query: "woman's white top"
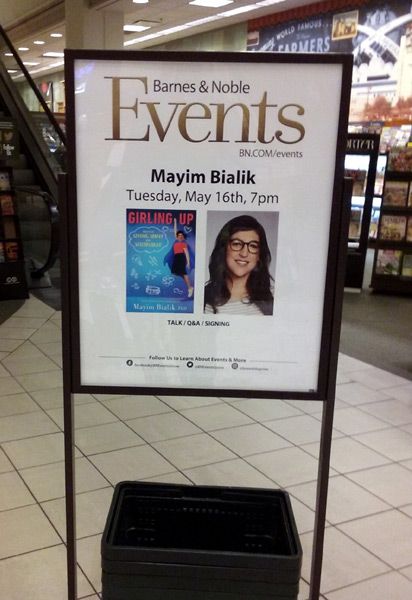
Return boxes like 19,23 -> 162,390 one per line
204,299 -> 263,316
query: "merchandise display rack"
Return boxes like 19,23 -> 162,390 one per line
371,168 -> 412,293
0,164 -> 28,299
344,133 -> 380,289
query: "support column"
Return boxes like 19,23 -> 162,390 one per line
65,0 -> 124,49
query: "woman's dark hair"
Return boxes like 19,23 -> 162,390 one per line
176,230 -> 186,238
204,215 -> 274,315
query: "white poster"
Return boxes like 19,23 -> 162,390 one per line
68,54 -> 349,395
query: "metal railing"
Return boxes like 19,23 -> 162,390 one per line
14,186 -> 60,280
0,25 -> 66,146
0,24 -> 65,281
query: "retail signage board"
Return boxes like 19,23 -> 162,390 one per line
64,50 -> 352,399
0,118 -> 19,162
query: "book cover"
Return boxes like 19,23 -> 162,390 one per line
0,170 -> 11,191
126,209 -> 196,313
388,148 -> 412,172
375,249 -> 402,276
401,254 -> 412,278
0,194 -> 14,215
382,181 -> 408,207
5,241 -> 20,261
2,217 -> 17,239
379,215 -> 407,241
0,242 -> 4,263
407,217 -> 412,243
408,185 -> 412,208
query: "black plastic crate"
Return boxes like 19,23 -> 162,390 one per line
102,585 -> 298,600
102,570 -> 299,596
101,482 -> 302,599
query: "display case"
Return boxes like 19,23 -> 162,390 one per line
0,166 -> 29,299
344,133 -> 380,289
371,156 -> 412,294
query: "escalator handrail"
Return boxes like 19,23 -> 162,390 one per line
14,185 -> 60,280
0,25 -> 66,146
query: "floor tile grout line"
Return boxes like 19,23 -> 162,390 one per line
321,400 -> 411,429
317,422 -> 412,466
285,471 -> 399,525
332,520 -> 412,575
84,393 -> 201,482
0,540 -> 66,563
152,399 -> 295,480
352,403 -> 412,428
76,557 -> 100,597
319,566 -> 398,597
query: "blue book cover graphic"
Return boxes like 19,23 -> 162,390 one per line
126,209 -> 196,313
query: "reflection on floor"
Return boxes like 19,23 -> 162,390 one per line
0,296 -> 412,600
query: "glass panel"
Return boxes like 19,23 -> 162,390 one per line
345,155 -> 371,242
374,154 -> 387,196
349,202 -> 363,241
369,197 -> 382,239
344,154 -> 370,197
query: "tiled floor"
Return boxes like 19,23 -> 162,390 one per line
0,295 -> 412,600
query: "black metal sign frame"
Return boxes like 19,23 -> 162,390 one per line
61,50 -> 353,600
63,49 -> 353,401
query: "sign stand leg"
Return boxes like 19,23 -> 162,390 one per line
309,396 -> 335,600
308,178 -> 352,600
60,173 -> 77,600
63,388 -> 76,600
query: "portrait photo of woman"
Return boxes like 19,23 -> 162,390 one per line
204,213 -> 277,316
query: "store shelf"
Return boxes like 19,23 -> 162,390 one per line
371,167 -> 412,293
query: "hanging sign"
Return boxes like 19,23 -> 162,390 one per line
64,51 -> 352,398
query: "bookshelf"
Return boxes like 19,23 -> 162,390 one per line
371,167 -> 412,293
0,166 -> 29,299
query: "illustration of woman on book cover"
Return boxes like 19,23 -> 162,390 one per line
165,219 -> 194,298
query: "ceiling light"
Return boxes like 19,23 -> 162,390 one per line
124,24 -> 189,46
124,0 -> 279,49
219,4 -> 259,16
160,25 -> 190,35
22,61 -> 64,77
42,51 -> 64,58
33,40 -> 45,45
124,24 -> 150,32
50,33 -> 63,38
125,32 -> 162,45
185,15 -> 222,26
7,69 -> 18,73
4,52 -> 13,56
189,0 -> 233,7
132,0 -> 149,3
256,0 -> 286,5
18,47 -> 29,51
23,62 -> 40,66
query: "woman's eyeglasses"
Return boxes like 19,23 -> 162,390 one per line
228,239 -> 260,254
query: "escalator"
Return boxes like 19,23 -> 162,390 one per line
0,24 -> 64,301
